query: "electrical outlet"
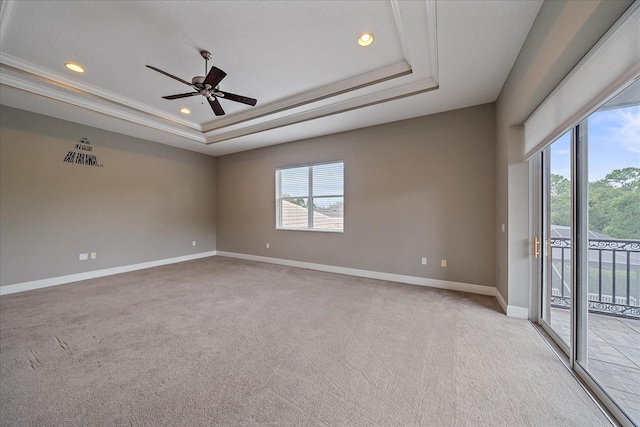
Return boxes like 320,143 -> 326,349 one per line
266,243 -> 270,249
502,223 -> 506,233
441,259 -> 447,267
79,253 -> 88,261
90,252 -> 96,259
192,241 -> 196,246
421,257 -> 427,265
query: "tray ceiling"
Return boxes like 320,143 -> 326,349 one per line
0,0 -> 542,156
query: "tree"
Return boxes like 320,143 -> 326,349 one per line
589,167 -> 640,239
552,168 -> 640,239
602,190 -> 640,238
550,174 -> 571,227
588,180 -> 616,234
281,194 -> 306,208
600,167 -> 640,190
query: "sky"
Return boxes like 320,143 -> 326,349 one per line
550,104 -> 640,181
279,162 -> 344,209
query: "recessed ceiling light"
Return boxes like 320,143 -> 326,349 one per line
358,33 -> 374,47
65,63 -> 84,73
180,108 -> 191,114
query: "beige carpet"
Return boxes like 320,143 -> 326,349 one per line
0,256 -> 610,426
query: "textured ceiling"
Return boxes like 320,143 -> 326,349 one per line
0,0 -> 543,156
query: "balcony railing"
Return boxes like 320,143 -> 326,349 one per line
550,237 -> 640,318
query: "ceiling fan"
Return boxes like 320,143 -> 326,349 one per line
146,50 -> 257,116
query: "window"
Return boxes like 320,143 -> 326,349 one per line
276,161 -> 344,232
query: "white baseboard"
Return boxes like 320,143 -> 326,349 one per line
3,250 -> 529,321
0,251 -> 217,296
506,305 -> 529,319
216,251 -> 497,297
496,289 -> 508,314
495,289 -> 529,318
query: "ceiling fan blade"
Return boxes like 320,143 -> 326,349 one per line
162,92 -> 200,100
146,65 -> 193,87
219,91 -> 257,106
204,66 -> 227,88
208,97 -> 225,116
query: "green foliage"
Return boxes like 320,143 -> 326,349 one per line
600,167 -> 640,190
602,191 -> 640,238
550,167 -> 640,239
550,174 -> 571,227
281,194 -> 306,208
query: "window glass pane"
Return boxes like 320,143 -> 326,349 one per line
547,130 -> 572,347
280,198 -> 309,229
280,166 -> 309,198
312,197 -> 343,230
583,80 -> 639,424
313,163 -> 344,196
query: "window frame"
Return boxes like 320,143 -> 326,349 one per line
275,161 -> 344,233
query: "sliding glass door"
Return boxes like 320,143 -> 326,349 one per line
538,80 -> 639,426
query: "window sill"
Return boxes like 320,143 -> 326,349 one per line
276,227 -> 343,234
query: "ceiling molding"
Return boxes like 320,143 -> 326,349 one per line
0,73 -> 205,143
0,53 -> 423,146
425,0 -> 439,83
201,61 -> 413,132
0,0 -> 17,49
0,53 -> 200,130
205,77 -> 439,145
391,0 -> 412,66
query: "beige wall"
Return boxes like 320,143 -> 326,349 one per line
495,0 -> 633,309
0,106 -> 217,286
217,104 -> 496,287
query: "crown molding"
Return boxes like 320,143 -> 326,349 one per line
201,61 -> 413,132
0,53 -> 200,130
0,0 -> 17,49
391,0 -> 412,66
0,73 -> 205,143
425,0 -> 439,83
205,77 -> 439,144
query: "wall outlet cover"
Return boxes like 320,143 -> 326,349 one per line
90,252 -> 96,259
79,253 -> 88,261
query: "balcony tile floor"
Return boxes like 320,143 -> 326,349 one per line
551,308 -> 640,422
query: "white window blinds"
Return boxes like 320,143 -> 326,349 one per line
523,3 -> 640,160
276,162 -> 344,232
